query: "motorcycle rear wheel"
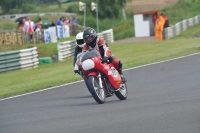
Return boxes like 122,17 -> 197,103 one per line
115,83 -> 128,100
87,76 -> 106,104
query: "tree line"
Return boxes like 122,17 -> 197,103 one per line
80,0 -> 130,19
0,0 -> 130,19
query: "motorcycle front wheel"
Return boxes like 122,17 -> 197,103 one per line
83,76 -> 92,94
87,76 -> 106,104
115,82 -> 128,100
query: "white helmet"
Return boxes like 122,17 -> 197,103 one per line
76,32 -> 84,48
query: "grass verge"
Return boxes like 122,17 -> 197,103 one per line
0,37 -> 200,99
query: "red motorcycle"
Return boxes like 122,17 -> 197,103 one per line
76,48 -> 128,104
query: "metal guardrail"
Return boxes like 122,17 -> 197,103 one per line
98,29 -> 114,43
57,29 -> 114,61
0,12 -> 76,21
0,47 -> 39,72
164,14 -> 200,39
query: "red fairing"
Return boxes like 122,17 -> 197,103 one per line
100,63 -> 122,89
87,72 -> 98,78
81,56 -> 122,89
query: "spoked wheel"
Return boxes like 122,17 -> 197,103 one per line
115,82 -> 128,100
87,76 -> 106,104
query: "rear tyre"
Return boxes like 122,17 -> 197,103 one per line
87,76 -> 106,104
115,82 -> 128,100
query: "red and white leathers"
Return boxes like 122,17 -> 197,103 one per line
82,37 -> 122,73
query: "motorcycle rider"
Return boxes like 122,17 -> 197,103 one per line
73,32 -> 85,74
82,27 -> 126,82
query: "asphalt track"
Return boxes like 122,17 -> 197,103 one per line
0,54 -> 200,133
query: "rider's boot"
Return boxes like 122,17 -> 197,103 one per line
120,72 -> 127,83
112,59 -> 127,82
118,61 -> 127,83
118,68 -> 127,83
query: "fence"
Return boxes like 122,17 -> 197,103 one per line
164,14 -> 200,39
57,29 -> 114,61
0,12 -> 76,21
0,47 -> 39,72
0,25 -> 81,45
0,30 -> 44,45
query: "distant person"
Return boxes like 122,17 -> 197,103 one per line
71,17 -> 78,35
64,16 -> 70,26
153,12 -> 158,24
155,19 -> 163,41
159,13 -> 165,27
69,16 -> 73,26
23,17 -> 34,42
73,32 -> 85,74
34,23 -> 42,32
163,14 -> 170,28
37,18 -> 42,26
34,18 -> 43,31
17,18 -> 26,31
72,17 -> 78,26
49,20 -> 56,27
56,17 -> 64,26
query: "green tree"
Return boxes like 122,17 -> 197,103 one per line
0,0 -> 34,14
81,0 -> 130,19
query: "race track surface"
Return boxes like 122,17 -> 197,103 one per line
0,54 -> 200,133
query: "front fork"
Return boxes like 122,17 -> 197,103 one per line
98,72 -> 103,89
86,71 -> 103,89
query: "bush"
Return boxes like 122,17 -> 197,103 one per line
65,4 -> 79,14
113,25 -> 134,40
21,4 -> 36,13
110,19 -> 134,40
8,8 -> 22,14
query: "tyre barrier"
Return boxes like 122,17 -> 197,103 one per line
0,47 -> 39,72
164,14 -> 200,39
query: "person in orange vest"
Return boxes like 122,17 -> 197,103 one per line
159,13 -> 165,27
155,19 -> 163,41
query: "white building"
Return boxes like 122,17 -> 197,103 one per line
133,10 -> 160,37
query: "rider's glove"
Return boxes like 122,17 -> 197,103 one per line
101,57 -> 109,63
74,70 -> 80,75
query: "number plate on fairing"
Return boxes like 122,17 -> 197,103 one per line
108,67 -> 118,77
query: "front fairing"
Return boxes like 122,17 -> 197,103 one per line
80,48 -> 102,75
81,48 -> 101,62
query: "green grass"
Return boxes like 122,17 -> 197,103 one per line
162,0 -> 200,24
34,2 -> 75,13
0,20 -> 17,30
0,37 -> 200,99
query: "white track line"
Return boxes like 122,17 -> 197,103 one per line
1,52 -> 200,102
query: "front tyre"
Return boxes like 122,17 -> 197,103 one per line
87,76 -> 106,104
115,83 -> 128,100
83,76 -> 92,94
